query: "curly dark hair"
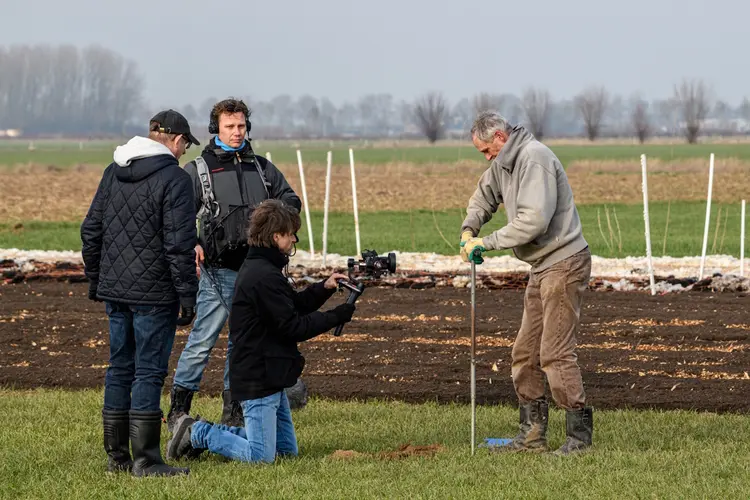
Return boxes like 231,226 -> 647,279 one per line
210,98 -> 250,126
247,199 -> 301,248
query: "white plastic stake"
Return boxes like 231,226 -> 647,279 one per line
741,200 -> 746,277
296,150 -> 314,256
265,152 -> 272,162
349,148 -> 361,256
641,154 -> 656,295
699,153 -> 715,279
323,151 -> 332,266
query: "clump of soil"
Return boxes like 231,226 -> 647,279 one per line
329,443 -> 444,461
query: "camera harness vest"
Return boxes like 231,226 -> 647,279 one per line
194,148 -> 271,267
194,153 -> 270,220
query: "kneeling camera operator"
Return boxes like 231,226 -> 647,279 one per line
167,199 -> 355,464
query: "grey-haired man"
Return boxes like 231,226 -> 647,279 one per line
460,111 -> 593,455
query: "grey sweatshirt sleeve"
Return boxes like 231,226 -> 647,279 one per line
482,161 -> 557,251
461,166 -> 504,237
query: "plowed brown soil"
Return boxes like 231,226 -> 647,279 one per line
1,281 -> 748,413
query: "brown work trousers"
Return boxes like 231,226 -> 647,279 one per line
511,247 -> 592,410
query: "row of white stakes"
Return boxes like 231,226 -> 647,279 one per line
265,149 -> 361,267
263,149 -> 746,288
641,152 -> 746,296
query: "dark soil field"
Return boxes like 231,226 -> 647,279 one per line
1,281 -> 748,413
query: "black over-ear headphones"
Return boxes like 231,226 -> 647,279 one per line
208,100 -> 252,136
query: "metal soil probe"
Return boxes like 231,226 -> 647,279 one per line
470,257 -> 477,455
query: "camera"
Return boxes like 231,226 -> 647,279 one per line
334,250 -> 397,336
347,249 -> 397,279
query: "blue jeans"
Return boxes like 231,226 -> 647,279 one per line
173,267 -> 236,392
190,391 -> 298,463
103,301 -> 179,411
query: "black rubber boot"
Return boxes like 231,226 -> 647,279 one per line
102,409 -> 133,473
287,378 -> 309,410
166,386 -> 194,433
129,410 -> 189,477
491,398 -> 549,453
553,407 -> 593,456
220,390 -> 244,427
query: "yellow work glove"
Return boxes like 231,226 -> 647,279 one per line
464,237 -> 486,265
459,230 -> 474,262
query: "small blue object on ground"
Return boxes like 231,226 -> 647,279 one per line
480,438 -> 513,448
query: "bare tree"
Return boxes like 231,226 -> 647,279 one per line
575,86 -> 609,141
630,96 -> 650,143
654,98 -> 679,136
413,92 -> 449,143
318,97 -> 337,136
296,94 -> 320,137
335,102 -> 358,133
740,97 -> 750,122
521,87 -> 551,140
269,94 -> 293,129
398,100 -> 414,131
674,79 -> 710,144
451,98 -> 472,134
472,93 -> 505,116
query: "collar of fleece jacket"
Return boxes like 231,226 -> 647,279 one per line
246,246 -> 290,269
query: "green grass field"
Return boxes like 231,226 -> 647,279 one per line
1,202 -> 743,259
2,140 -> 750,168
0,389 -> 747,499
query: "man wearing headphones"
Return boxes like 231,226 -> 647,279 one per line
167,98 -> 302,431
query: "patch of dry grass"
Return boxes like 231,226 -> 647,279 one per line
3,158 -> 750,222
566,158 -> 750,205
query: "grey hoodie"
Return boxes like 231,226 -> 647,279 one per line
461,126 -> 588,271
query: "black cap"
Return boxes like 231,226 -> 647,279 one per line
150,109 -> 200,146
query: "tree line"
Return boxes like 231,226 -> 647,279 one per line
0,44 -> 143,135
1,44 -> 748,144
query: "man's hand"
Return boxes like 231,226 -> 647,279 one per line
176,305 -> 196,326
88,285 -> 102,302
459,229 -> 474,262
195,244 -> 204,278
463,237 -> 486,265
325,272 -> 350,289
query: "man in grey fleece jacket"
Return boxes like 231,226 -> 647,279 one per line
460,111 -> 593,456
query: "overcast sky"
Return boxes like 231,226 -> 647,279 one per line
2,0 -> 745,109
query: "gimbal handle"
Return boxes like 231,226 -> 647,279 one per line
333,279 -> 365,336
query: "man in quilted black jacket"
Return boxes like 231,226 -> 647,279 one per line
81,109 -> 200,477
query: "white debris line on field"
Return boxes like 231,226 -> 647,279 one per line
290,250 -> 749,280
1,248 -> 746,281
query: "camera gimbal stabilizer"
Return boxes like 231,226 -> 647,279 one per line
333,250 -> 397,336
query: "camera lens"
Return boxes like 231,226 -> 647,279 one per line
388,253 -> 397,273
